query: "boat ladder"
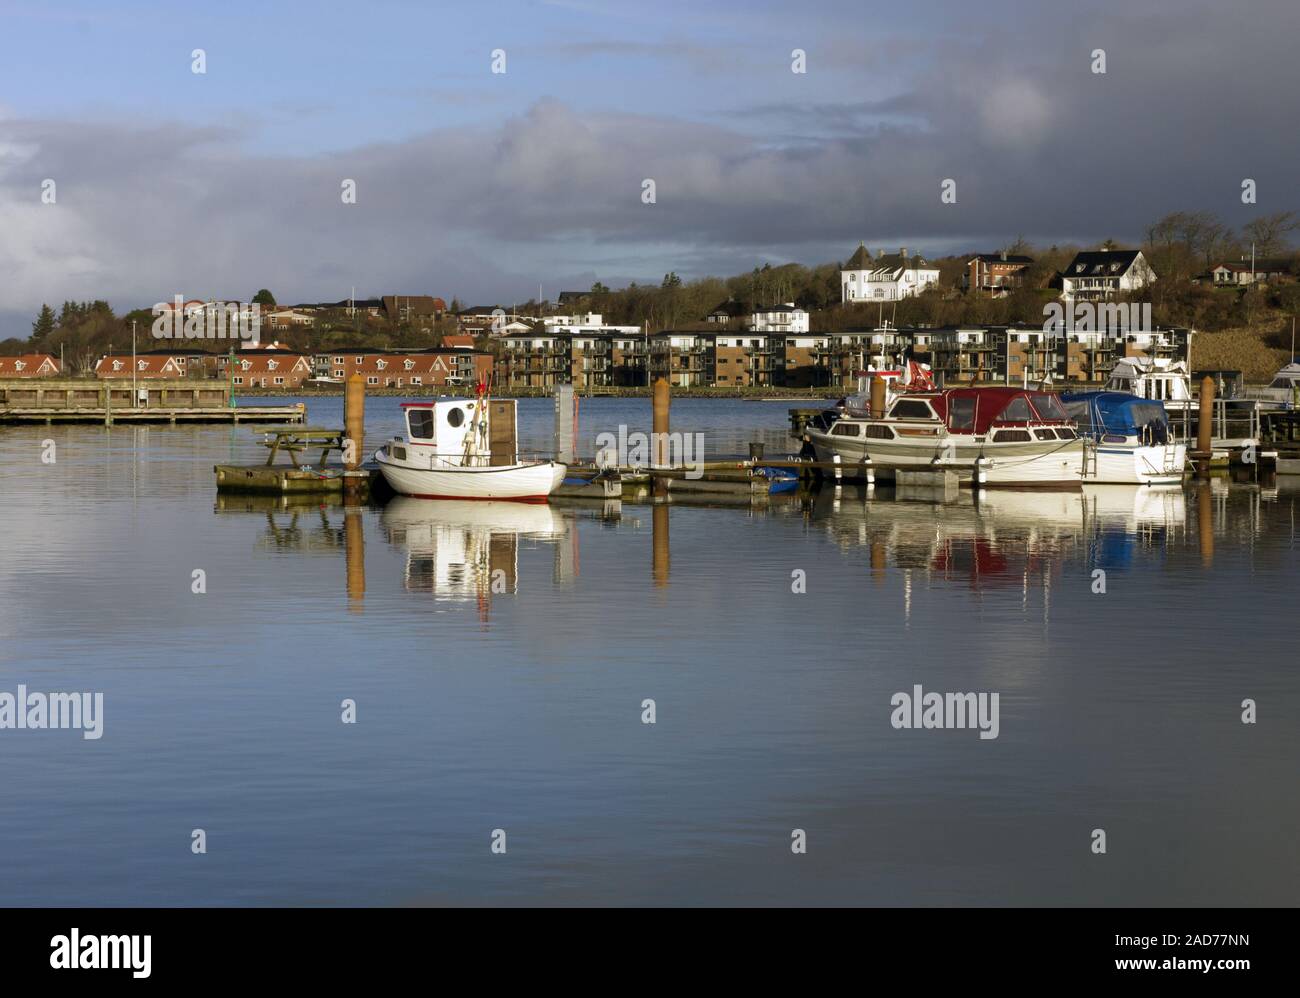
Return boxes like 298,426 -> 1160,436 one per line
1083,439 -> 1098,479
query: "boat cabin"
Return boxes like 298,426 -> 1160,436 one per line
840,387 -> 1075,440
1266,363 -> 1300,395
1105,359 -> 1192,402
1061,391 -> 1171,444
395,398 -> 520,466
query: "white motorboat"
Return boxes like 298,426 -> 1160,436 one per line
803,386 -> 1085,487
1105,357 -> 1261,454
374,393 -> 566,502
1254,362 -> 1300,405
1061,391 -> 1186,485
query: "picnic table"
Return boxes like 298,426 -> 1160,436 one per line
258,426 -> 347,468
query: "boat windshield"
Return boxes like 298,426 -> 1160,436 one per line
947,397 -> 976,431
1032,395 -> 1069,420
1269,377 -> 1299,389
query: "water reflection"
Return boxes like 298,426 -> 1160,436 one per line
380,497 -> 572,620
215,482 -> 1233,609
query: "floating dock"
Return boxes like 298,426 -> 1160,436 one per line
0,378 -> 304,425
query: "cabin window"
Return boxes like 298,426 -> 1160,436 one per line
831,422 -> 862,437
408,409 -> 435,439
890,399 -> 932,419
947,398 -> 976,431
864,423 -> 895,439
1055,427 -> 1076,440
446,407 -> 465,428
992,429 -> 1032,442
998,396 -> 1033,422
391,446 -> 407,461
1033,428 -> 1056,441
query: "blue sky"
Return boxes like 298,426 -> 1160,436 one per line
1,0 -> 1297,333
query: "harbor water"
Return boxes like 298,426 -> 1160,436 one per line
0,397 -> 1296,905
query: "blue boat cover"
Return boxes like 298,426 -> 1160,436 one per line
1061,391 -> 1169,439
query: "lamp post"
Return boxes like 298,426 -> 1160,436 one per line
131,319 -> 137,406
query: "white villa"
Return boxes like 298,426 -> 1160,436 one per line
749,303 -> 809,334
1059,250 -> 1156,302
841,244 -> 940,303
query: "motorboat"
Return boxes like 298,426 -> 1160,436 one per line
802,386 -> 1085,487
1061,391 -> 1186,485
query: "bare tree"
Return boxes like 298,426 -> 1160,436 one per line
1241,211 -> 1298,258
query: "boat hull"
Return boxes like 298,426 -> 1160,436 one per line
805,427 -> 1085,487
1087,443 -> 1186,485
375,453 -> 567,501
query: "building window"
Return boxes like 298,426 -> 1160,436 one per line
367,376 -> 378,385
274,377 -> 284,385
233,377 -> 243,385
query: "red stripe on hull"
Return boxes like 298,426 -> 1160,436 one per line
400,492 -> 551,504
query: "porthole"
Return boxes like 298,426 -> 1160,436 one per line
447,407 -> 465,428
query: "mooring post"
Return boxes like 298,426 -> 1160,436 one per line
344,374 -> 366,500
1195,374 -> 1215,476
870,375 -> 887,419
652,376 -> 670,497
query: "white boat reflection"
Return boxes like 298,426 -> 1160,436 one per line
809,484 -> 1189,586
1081,484 -> 1187,531
380,497 -> 571,603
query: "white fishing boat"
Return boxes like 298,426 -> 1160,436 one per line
374,392 -> 566,502
803,386 -> 1085,487
1061,391 -> 1186,485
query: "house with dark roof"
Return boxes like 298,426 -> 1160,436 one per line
1059,250 -> 1155,301
963,252 -> 1034,297
382,295 -> 446,325
706,299 -> 750,324
840,243 -> 940,303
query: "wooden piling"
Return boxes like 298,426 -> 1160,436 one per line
1194,374 -> 1215,476
870,375 -> 887,419
652,376 -> 670,497
344,374 -> 366,500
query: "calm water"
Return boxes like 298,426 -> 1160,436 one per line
0,397 -> 1296,906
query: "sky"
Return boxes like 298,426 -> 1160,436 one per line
1,0 -> 1298,336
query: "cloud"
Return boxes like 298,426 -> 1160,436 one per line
1,0 -> 1298,333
